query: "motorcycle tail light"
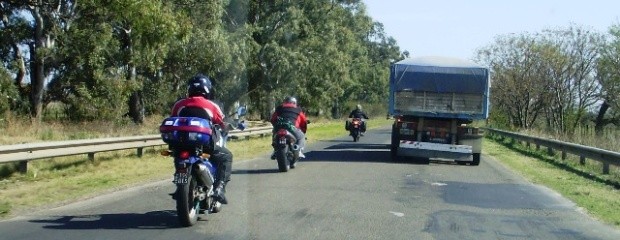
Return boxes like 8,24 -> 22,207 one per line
277,129 -> 288,136
179,151 -> 190,159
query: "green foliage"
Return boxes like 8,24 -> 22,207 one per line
0,68 -> 19,115
1,0 -> 402,122
64,76 -> 131,121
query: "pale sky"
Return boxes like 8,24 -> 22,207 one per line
363,0 -> 620,61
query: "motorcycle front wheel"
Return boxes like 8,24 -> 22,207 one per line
176,174 -> 199,227
351,129 -> 360,142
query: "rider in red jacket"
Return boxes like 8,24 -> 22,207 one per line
270,96 -> 308,158
170,74 -> 232,205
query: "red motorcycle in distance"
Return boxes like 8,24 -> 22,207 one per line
346,118 -> 364,142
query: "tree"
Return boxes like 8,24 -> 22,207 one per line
595,24 -> 620,134
0,0 -> 78,120
540,24 -> 603,134
476,33 -> 549,129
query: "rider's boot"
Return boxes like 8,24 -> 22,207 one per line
213,180 -> 228,204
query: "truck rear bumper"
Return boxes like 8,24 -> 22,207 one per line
397,141 -> 473,160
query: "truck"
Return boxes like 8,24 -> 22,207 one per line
388,56 -> 490,165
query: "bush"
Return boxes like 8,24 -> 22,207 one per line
0,69 -> 20,116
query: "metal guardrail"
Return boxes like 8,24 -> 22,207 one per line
485,128 -> 620,174
0,126 -> 273,173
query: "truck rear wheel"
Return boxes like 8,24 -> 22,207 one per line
390,126 -> 399,160
472,153 -> 481,166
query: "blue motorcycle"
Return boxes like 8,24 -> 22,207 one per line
160,117 -> 221,227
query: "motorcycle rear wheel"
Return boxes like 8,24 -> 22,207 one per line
176,175 -> 199,227
275,147 -> 290,172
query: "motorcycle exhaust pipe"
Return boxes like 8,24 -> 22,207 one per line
292,144 -> 301,158
196,163 -> 215,187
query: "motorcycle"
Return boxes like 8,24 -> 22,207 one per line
346,118 -> 363,142
271,127 -> 300,172
159,116 -> 223,227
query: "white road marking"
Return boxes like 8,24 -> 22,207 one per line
389,211 -> 405,217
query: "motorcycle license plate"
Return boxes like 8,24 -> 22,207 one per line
173,172 -> 189,184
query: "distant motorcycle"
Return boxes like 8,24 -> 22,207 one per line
346,118 -> 363,142
159,117 -> 223,227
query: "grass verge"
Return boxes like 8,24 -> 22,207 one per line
0,118 -> 391,219
483,136 -> 620,227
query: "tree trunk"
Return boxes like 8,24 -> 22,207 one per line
128,91 -> 144,124
594,100 -> 609,136
122,27 -> 144,124
29,7 -> 46,121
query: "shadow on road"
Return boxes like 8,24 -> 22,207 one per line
302,142 -> 429,165
232,168 -> 281,175
29,210 -> 188,229
323,143 -> 389,150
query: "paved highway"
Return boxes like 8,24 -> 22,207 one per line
1,126 -> 619,240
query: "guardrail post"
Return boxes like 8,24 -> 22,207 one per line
137,147 -> 143,157
579,156 -> 586,165
88,152 -> 97,165
561,151 -> 567,160
603,163 -> 610,174
536,144 -> 540,151
526,142 -> 530,148
18,161 -> 28,174
547,147 -> 554,156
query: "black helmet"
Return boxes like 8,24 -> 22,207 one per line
283,96 -> 297,105
187,74 -> 214,99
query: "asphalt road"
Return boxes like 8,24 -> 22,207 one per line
1,126 -> 619,240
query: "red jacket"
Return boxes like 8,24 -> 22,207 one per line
171,96 -> 225,127
270,103 -> 307,133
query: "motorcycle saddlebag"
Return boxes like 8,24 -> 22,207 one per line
159,117 -> 213,146
345,121 -> 350,131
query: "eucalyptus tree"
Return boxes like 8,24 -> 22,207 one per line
0,1 -> 29,108
245,0 -> 315,118
0,0 -> 78,120
595,24 -> 620,134
160,0 -> 251,116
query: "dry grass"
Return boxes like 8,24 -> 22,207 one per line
0,113 -> 162,145
520,126 -> 620,153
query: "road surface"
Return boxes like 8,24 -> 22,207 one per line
1,126 -> 619,240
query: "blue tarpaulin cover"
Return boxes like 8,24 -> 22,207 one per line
391,56 -> 489,94
389,56 -> 490,119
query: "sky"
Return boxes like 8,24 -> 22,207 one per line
363,0 -> 620,61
